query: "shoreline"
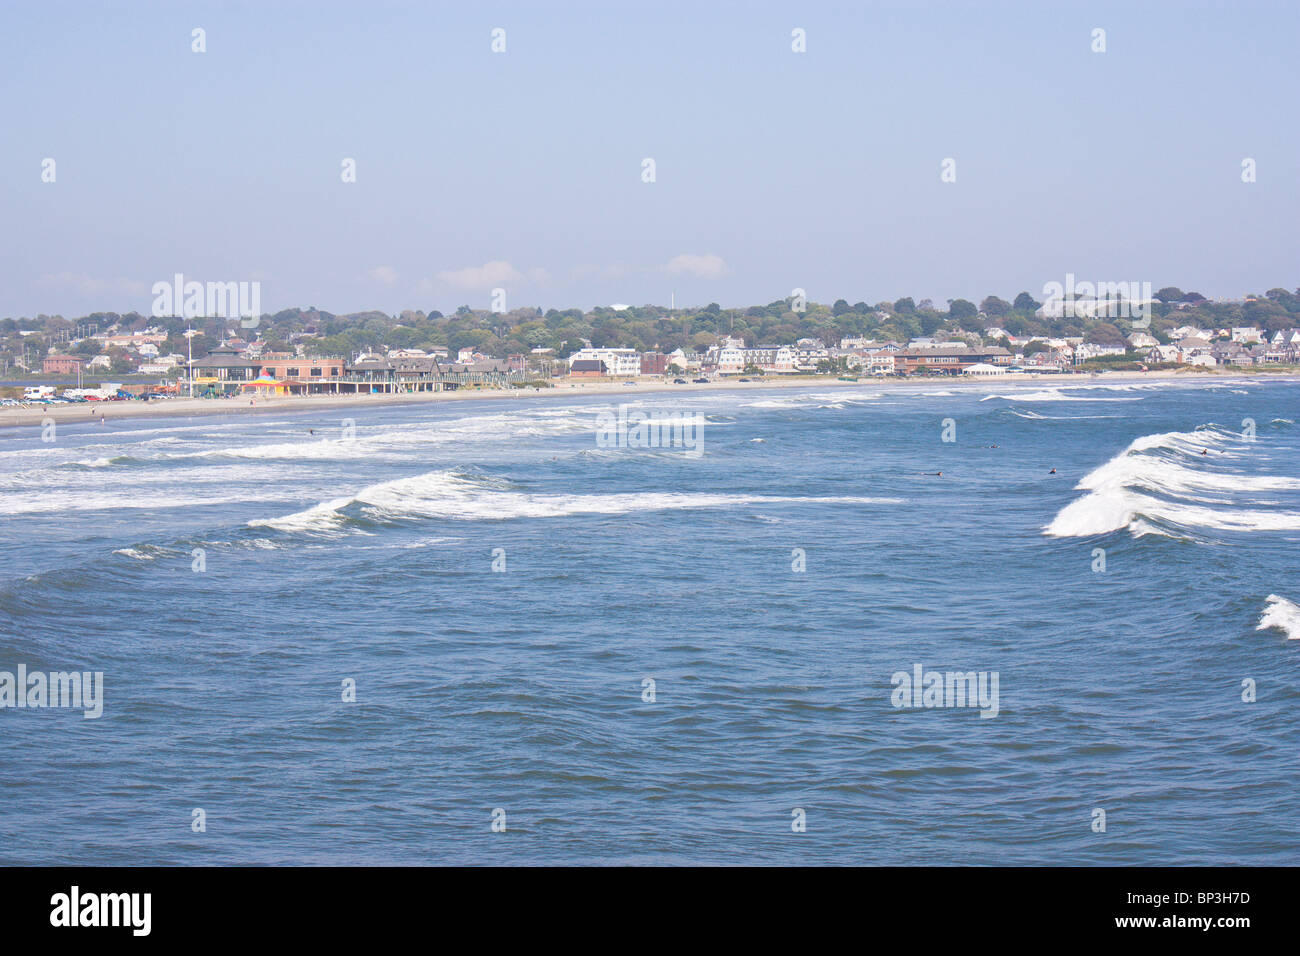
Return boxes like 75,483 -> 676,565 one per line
2,368 -> 1295,430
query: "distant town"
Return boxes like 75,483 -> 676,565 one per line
4,285 -> 1299,402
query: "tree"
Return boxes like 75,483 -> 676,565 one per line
1154,287 -> 1185,303
980,296 -> 1011,316
1085,322 -> 1127,345
947,299 -> 978,319
1012,292 -> 1040,313
832,299 -> 851,315
893,297 -> 915,314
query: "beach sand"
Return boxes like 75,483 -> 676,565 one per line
0,368 -> 1287,430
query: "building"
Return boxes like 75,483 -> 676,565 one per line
640,352 -> 669,376
258,356 -> 346,392
43,354 -> 85,375
568,359 -> 607,378
962,362 -> 1008,376
715,345 -> 796,374
188,344 -> 261,391
569,348 -> 640,377
893,346 -> 1012,374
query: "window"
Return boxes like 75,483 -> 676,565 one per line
310,368 -> 322,376
286,368 -> 300,377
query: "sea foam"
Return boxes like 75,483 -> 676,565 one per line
249,468 -> 903,534
1257,595 -> 1300,640
1044,426 -> 1300,537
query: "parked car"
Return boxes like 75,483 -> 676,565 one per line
673,378 -> 688,384
737,377 -> 751,382
692,378 -> 709,384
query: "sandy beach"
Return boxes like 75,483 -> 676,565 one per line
0,367 -> 1291,430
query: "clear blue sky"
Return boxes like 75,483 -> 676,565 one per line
2,0 -> 1296,319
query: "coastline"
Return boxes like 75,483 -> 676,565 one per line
1,367 -> 1294,430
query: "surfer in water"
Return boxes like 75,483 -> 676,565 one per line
1048,468 -> 1057,474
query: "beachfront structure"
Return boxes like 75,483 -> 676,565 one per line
568,359 -> 607,378
188,344 -> 261,391
892,346 -> 1012,374
190,347 -> 348,394
257,356 -> 345,392
714,345 -> 797,374
568,348 -> 640,377
962,362 -> 1008,376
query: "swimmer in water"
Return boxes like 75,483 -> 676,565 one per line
1049,468 -> 1056,474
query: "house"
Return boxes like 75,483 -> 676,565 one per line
1072,343 -> 1128,364
568,359 -> 607,378
1146,345 -> 1182,364
1127,331 -> 1158,349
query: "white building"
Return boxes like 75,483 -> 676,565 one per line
962,362 -> 1007,376
716,346 -> 796,374
569,347 -> 641,377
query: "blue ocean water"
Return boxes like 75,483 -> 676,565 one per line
1,377 -> 1297,865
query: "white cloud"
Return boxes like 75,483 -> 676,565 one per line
436,260 -> 523,289
367,265 -> 398,285
665,253 -> 727,279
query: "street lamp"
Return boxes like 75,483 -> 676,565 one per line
183,328 -> 198,398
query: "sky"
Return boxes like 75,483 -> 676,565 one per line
1,0 -> 1297,319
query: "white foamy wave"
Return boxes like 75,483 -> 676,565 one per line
1257,595 -> 1300,640
1045,427 -> 1300,537
981,389 -> 1142,403
249,469 -> 903,534
1007,409 -> 1117,421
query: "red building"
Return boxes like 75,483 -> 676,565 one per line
640,352 -> 668,375
43,354 -> 85,375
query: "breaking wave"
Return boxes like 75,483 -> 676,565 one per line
1257,595 -> 1300,640
249,469 -> 903,534
1044,425 -> 1300,538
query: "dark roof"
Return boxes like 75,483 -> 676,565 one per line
897,346 -> 1010,358
191,348 -> 258,369
569,359 -> 606,373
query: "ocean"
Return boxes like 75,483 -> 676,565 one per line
1,377 -> 1297,865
